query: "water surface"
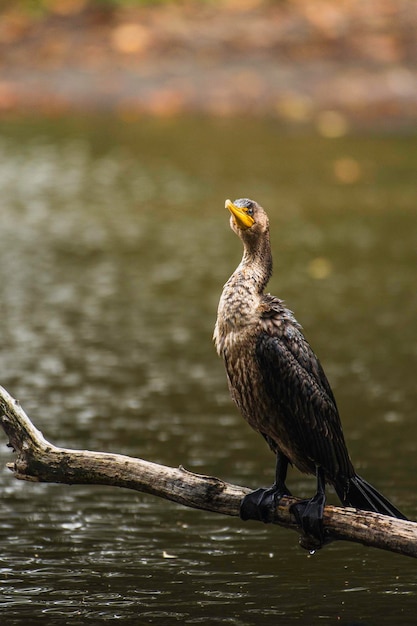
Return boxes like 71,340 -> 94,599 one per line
0,118 -> 416,624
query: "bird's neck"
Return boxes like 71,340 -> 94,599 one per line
238,232 -> 273,292
214,233 -> 272,353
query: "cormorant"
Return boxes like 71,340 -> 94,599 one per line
214,198 -> 406,543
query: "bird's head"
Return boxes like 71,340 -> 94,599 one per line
225,198 -> 269,242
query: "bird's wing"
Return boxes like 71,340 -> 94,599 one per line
257,296 -> 353,479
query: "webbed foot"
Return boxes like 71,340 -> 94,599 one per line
240,484 -> 291,523
290,490 -> 326,545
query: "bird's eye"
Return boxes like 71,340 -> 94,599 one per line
247,208 -> 254,216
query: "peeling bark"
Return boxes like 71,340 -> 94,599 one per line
0,385 -> 415,557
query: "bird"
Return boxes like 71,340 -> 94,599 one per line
213,197 -> 406,543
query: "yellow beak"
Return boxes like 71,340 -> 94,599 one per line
225,199 -> 255,230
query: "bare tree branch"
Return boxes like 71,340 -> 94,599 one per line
0,385 -> 415,557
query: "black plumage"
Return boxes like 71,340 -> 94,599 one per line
214,198 -> 406,540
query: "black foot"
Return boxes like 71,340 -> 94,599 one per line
240,484 -> 291,523
290,491 -> 326,546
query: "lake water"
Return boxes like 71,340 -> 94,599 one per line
0,117 -> 416,625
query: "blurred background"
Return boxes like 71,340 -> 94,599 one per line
1,0 -> 417,127
0,1 -> 416,625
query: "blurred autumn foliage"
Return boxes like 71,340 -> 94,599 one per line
0,0 -> 416,127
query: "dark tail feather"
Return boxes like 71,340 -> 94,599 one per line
335,474 -> 407,520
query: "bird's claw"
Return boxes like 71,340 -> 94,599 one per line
240,485 -> 290,523
290,492 -> 326,547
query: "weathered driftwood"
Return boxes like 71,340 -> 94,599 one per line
0,384 -> 415,557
